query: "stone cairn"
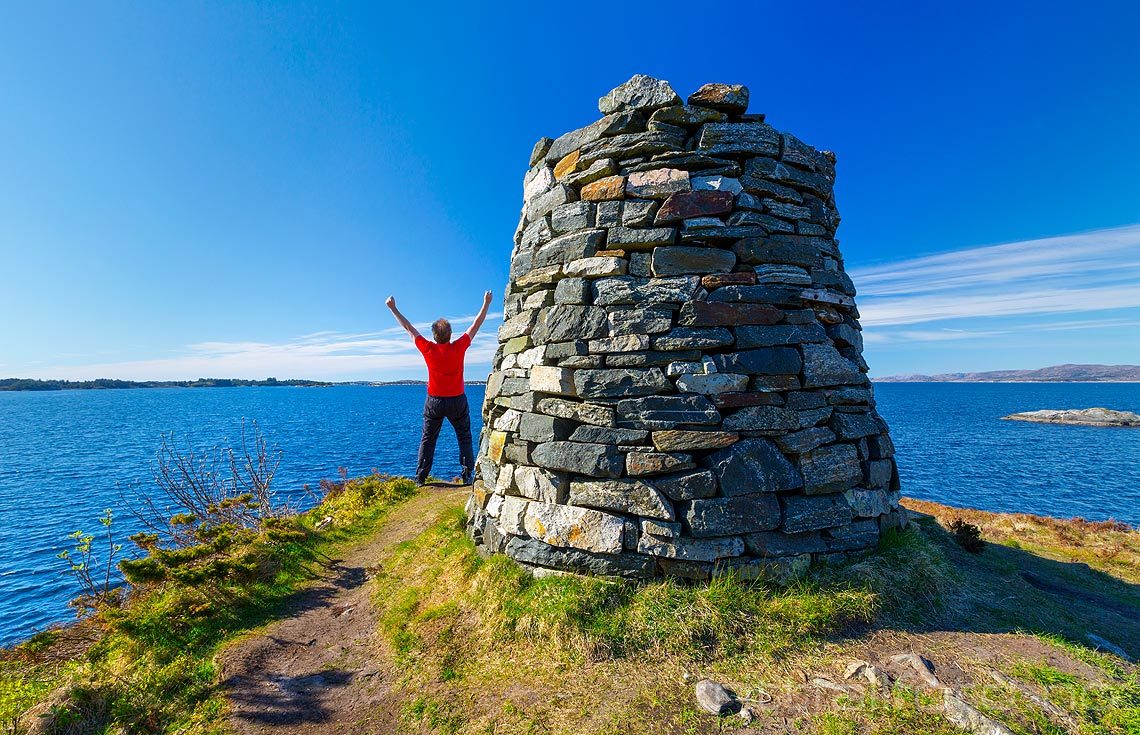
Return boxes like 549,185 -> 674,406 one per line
465,75 -> 903,581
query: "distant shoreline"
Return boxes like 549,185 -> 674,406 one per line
0,378 -> 486,392
876,363 -> 1140,383
875,379 -> 1140,384
0,378 -> 332,391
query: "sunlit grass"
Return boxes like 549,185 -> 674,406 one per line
1,474 -> 418,734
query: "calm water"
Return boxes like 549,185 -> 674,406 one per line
1,382 -> 1138,646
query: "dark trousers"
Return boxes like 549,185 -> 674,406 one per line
416,394 -> 474,482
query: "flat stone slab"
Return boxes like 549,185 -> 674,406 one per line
1001,408 -> 1140,427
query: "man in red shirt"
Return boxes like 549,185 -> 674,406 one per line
386,291 -> 492,485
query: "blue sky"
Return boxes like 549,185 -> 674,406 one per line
1,1 -> 1138,381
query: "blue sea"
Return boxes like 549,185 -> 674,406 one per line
1,382 -> 1138,647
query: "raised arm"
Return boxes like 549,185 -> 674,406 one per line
385,296 -> 422,341
465,290 -> 493,340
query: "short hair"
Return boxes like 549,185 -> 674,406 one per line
432,318 -> 452,343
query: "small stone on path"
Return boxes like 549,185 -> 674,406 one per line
694,678 -> 741,715
844,660 -> 892,688
943,691 -> 1015,735
889,652 -> 941,689
811,677 -> 850,693
1087,633 -> 1134,661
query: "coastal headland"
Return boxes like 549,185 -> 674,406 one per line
3,475 -> 1136,734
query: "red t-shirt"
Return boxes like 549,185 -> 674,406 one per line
414,333 -> 471,397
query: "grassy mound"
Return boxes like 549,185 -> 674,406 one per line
370,502 -> 1138,735
371,505 -> 958,734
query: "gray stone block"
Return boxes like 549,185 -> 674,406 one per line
533,305 -> 609,343
625,451 -> 695,476
616,394 -> 720,429
638,533 -> 745,561
606,350 -> 702,367
802,343 -> 865,388
831,411 -> 880,440
570,478 -> 675,521
534,229 -> 605,268
505,536 -> 654,579
650,246 -> 736,276
655,469 -> 717,501
545,110 -> 646,162
711,347 -> 801,376
569,425 -> 649,445
722,405 -> 800,432
781,494 -> 855,534
593,275 -> 701,305
536,397 -> 616,427
799,443 -> 862,494
607,307 -> 674,335
598,74 -> 681,114
743,530 -> 827,557
684,494 -> 781,537
574,367 -> 671,398
775,427 -> 836,454
734,323 -> 827,348
696,122 -> 780,156
518,412 -> 577,443
550,201 -> 596,235
651,327 -> 734,351
705,438 -> 802,496
531,441 -> 623,478
554,277 -> 592,304
607,225 -> 678,249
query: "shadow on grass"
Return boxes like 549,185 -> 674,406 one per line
877,513 -> 1140,660
223,669 -> 355,725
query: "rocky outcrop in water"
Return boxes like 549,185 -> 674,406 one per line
1002,408 -> 1140,427
465,75 -> 903,580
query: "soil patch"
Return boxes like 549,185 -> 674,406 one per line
219,486 -> 467,734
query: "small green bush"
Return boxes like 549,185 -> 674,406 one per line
948,518 -> 985,553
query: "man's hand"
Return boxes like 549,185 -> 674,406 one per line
467,289 -> 494,340
386,295 -> 421,340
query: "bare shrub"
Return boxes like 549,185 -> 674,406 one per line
123,419 -> 292,548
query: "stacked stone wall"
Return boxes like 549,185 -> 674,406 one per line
466,75 -> 903,580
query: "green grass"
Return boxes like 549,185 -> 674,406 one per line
402,695 -> 466,734
1,661 -> 57,733
369,505 -> 953,734
375,506 -> 929,668
0,474 -> 418,734
995,659 -> 1140,734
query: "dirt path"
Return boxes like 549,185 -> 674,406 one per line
219,486 -> 467,734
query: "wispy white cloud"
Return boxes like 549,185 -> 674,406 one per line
862,327 -> 1013,344
862,315 -> 1140,345
852,224 -> 1140,327
27,313 -> 503,382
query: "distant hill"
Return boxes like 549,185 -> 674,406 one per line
876,364 -> 1140,383
0,377 -> 331,391
367,380 -> 486,386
